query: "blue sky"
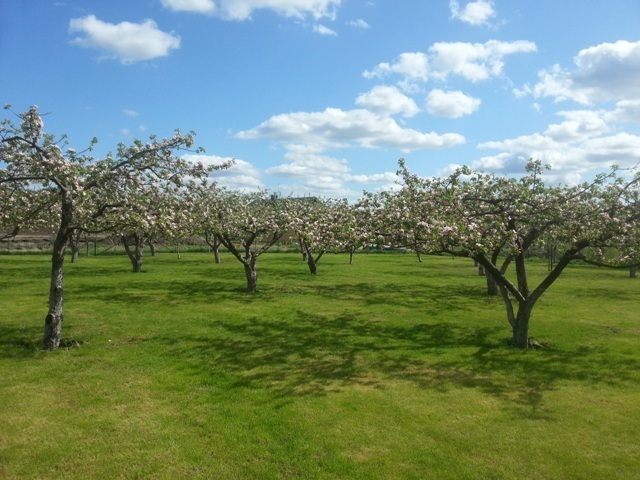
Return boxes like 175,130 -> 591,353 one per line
3,0 -> 640,198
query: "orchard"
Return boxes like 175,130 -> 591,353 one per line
2,106 -> 639,350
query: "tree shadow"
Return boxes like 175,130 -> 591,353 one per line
154,310 -> 640,416
0,324 -> 43,358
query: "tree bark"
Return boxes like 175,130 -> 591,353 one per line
44,193 -> 73,350
307,254 -> 318,275
485,270 -> 498,296
122,233 -> 144,273
631,265 -> 638,278
299,237 -> 308,262
243,253 -> 258,293
511,302 -> 532,348
203,231 -> 223,264
69,232 -> 81,263
302,243 -> 324,275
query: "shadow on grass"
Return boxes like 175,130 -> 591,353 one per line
155,310 -> 640,416
0,324 -> 43,358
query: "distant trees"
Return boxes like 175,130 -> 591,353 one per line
0,105 -> 212,349
193,188 -> 293,293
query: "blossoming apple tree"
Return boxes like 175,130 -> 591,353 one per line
192,188 -> 294,293
0,105 -> 212,349
388,158 -> 640,348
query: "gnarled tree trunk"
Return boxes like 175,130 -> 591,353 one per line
44,193 -> 73,350
122,233 -> 145,273
243,252 -> 258,293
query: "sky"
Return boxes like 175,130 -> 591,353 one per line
3,0 -> 640,199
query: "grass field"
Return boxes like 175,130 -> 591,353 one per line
1,252 -> 639,479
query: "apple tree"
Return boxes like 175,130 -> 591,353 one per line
0,105 -> 211,349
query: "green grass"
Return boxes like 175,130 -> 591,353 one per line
1,252 -> 639,479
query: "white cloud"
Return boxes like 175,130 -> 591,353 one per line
183,154 -> 263,190
450,0 -> 495,26
355,86 -> 419,117
426,89 -> 481,118
69,15 -> 180,64
205,0 -> 342,21
265,144 -> 397,197
472,107 -> 640,182
429,40 -> 537,82
526,40 -> 640,104
364,40 -> 536,84
363,52 -> 429,81
236,107 -> 465,152
123,109 -> 139,117
160,0 -> 216,14
604,100 -> 640,123
543,110 -> 610,142
313,24 -> 337,36
347,19 -> 370,29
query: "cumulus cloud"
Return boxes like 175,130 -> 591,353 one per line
313,24 -> 337,36
363,52 -> 429,81
172,0 -> 343,20
183,154 -> 264,190
449,0 -> 495,26
160,0 -> 216,14
426,89 -> 481,118
347,19 -> 370,29
604,100 -> 640,123
69,15 -> 180,64
265,144 -> 397,197
355,86 -> 420,117
364,40 -> 536,84
122,109 -> 140,117
543,110 -> 610,142
471,106 -> 640,182
236,107 -> 465,152
524,40 -> 640,104
429,40 -> 537,82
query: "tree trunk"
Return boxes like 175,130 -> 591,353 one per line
204,232 -> 222,264
416,251 -> 422,263
299,237 -> 308,262
349,249 -> 354,265
69,232 -> 81,263
70,244 -> 80,263
122,233 -> 144,273
147,239 -> 156,257
485,270 -> 498,296
304,246 -> 324,275
307,254 -> 318,275
477,263 -> 485,276
511,302 -> 532,349
44,194 -> 73,350
631,265 -> 638,278
243,254 -> 258,293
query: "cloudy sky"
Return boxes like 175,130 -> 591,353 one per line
3,0 -> 640,198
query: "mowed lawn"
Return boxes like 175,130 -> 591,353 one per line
0,252 -> 639,479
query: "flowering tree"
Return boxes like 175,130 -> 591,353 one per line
193,188 -> 293,292
0,184 -> 56,241
291,197 -> 336,275
0,105 -> 211,349
330,199 -> 373,265
392,159 -> 640,348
